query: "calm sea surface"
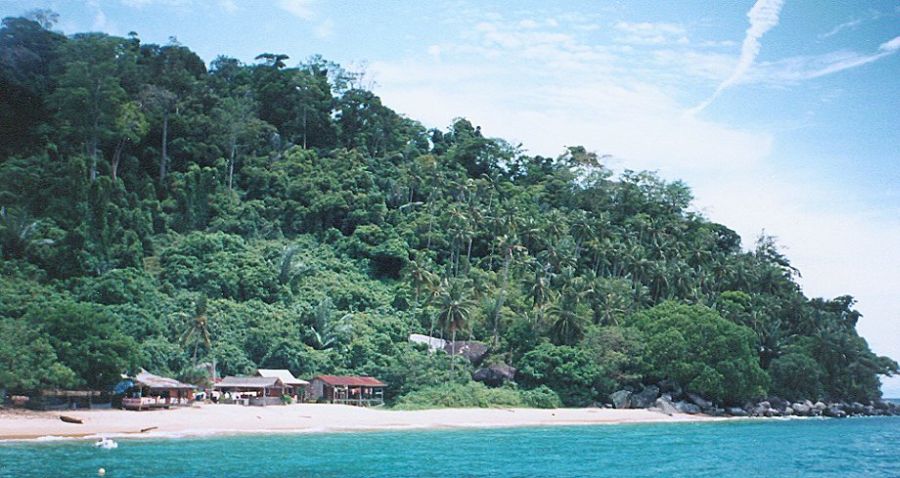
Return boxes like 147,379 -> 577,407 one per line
1,418 -> 898,477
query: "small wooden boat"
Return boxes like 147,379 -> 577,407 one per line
59,415 -> 83,424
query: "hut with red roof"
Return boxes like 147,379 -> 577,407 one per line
309,375 -> 385,406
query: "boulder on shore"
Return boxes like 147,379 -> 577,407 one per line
655,396 -> 679,416
791,402 -> 811,416
686,392 -> 712,410
726,407 -> 748,417
675,401 -> 701,414
610,390 -> 633,409
631,385 -> 660,409
472,363 -> 516,386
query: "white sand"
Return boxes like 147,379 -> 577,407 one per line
0,404 -> 724,441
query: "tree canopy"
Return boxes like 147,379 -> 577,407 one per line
0,15 -> 895,406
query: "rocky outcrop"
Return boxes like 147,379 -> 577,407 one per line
655,396 -> 679,416
657,379 -> 683,399
791,402 -> 811,416
675,401 -> 701,414
686,392 -> 712,410
472,363 -> 516,386
631,386 -> 660,409
729,398 -> 900,418
609,390 -> 632,409
443,341 -> 488,365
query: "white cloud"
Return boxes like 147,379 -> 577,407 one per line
314,18 -> 334,39
746,37 -> 900,84
690,0 -> 785,114
880,35 -> 900,52
277,0 -> 314,20
613,21 -> 689,45
819,18 -> 863,39
92,8 -> 108,31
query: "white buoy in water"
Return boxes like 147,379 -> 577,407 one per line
98,467 -> 106,476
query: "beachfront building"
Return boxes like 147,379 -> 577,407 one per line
256,369 -> 310,402
214,376 -> 286,406
119,370 -> 196,411
309,375 -> 386,406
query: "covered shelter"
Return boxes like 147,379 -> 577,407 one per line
309,375 -> 385,406
119,370 -> 196,411
214,376 -> 285,406
256,369 -> 309,402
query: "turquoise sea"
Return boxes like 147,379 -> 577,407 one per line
1,418 -> 898,477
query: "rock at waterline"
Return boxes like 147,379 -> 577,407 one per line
655,396 -> 679,416
609,390 -> 632,409
631,386 -> 660,409
675,401 -> 701,414
686,392 -> 712,410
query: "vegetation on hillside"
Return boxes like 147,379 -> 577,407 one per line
0,13 -> 896,407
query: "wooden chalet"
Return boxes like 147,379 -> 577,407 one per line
309,375 -> 385,406
256,369 -> 309,402
120,370 -> 196,411
214,376 -> 286,406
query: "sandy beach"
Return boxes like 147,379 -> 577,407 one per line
0,404 -> 724,441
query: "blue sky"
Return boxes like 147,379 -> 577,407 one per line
2,0 -> 899,395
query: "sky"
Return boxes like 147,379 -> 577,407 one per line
2,0 -> 898,395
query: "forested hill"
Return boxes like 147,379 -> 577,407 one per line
1,14 -> 896,408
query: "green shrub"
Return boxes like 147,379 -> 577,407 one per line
393,382 -> 523,410
521,385 -> 563,409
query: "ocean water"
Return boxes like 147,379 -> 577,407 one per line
1,418 -> 898,477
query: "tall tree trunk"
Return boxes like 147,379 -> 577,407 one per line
159,111 -> 169,182
449,328 -> 457,383
111,139 -> 125,180
228,141 -> 236,190
88,136 -> 98,182
491,251 -> 512,344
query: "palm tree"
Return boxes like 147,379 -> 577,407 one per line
529,260 -> 553,322
435,279 -> 476,380
307,298 -> 353,350
489,233 -> 526,344
0,207 -> 53,260
180,296 -> 212,364
547,292 -> 587,346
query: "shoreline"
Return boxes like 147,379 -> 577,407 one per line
0,404 -> 731,442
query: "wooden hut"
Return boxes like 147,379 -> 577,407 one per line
256,369 -> 309,402
309,375 -> 385,406
121,370 -> 196,411
214,376 -> 286,406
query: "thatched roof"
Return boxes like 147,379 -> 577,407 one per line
134,370 -> 196,390
256,369 -> 309,386
215,376 -> 283,389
